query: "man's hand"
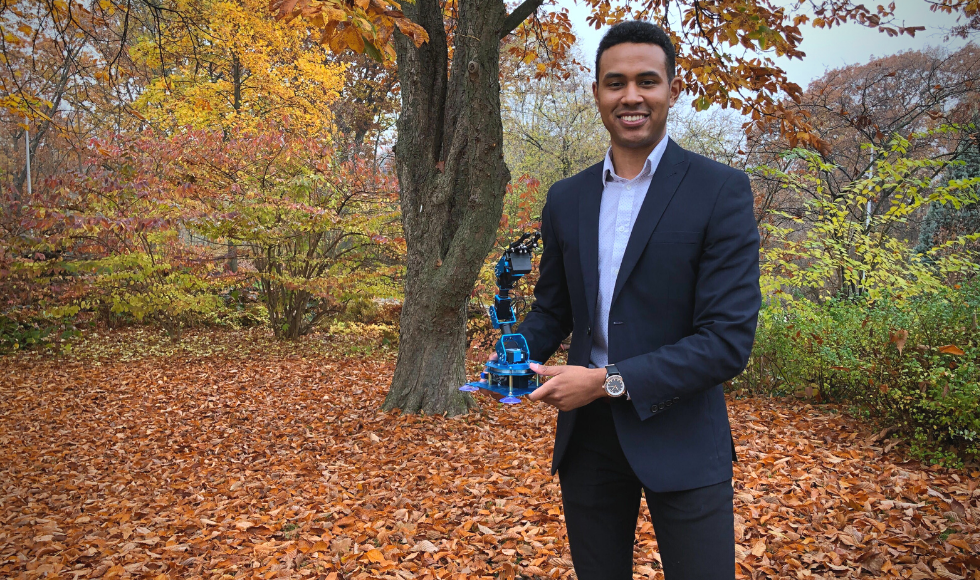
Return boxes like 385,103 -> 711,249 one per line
527,363 -> 607,411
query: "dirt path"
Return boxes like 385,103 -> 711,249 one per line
1,334 -> 977,579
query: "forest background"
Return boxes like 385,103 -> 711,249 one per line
1,0 -> 980,467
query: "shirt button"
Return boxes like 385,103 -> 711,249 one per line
626,185 -> 632,191
617,226 -> 626,233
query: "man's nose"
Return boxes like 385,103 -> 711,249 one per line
621,82 -> 643,106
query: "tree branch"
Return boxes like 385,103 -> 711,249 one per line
499,0 -> 544,39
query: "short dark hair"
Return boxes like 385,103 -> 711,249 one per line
595,21 -> 676,82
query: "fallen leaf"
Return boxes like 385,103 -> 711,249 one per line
411,540 -> 438,553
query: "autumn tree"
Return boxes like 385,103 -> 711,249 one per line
172,122 -> 401,339
915,123 -> 980,267
0,0 -> 151,333
501,56 -> 607,199
328,51 -> 400,157
667,97 -> 746,167
2,0 -> 405,342
128,0 -> 344,135
746,44 -> 980,252
744,47 -> 980,298
0,0 -> 143,204
756,130 -> 980,301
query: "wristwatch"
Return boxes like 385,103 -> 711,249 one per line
603,364 -> 626,397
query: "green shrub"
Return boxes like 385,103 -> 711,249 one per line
736,282 -> 980,464
42,252 -> 236,339
0,314 -> 80,354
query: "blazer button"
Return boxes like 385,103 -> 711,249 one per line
650,405 -> 658,414
587,326 -> 592,335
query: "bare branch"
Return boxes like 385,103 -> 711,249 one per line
500,0 -> 544,39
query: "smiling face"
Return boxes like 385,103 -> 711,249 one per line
592,42 -> 682,153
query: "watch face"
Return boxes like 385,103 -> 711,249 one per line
604,374 -> 626,397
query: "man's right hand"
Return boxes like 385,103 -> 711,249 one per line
477,352 -> 505,401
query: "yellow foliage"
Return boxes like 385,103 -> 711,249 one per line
131,0 -> 345,135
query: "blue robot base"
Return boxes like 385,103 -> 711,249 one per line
459,360 -> 542,404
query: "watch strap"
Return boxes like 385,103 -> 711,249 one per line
603,364 -> 626,398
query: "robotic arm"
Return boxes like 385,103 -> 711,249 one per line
460,232 -> 542,404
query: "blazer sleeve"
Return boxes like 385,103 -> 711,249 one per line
517,188 -> 574,365
617,170 -> 761,421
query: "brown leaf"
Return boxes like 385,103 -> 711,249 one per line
949,499 -> 967,520
932,559 -> 965,579
939,345 -> 965,355
329,537 -> 351,554
889,329 -> 908,355
411,540 -> 438,553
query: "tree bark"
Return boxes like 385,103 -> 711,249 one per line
383,0 -> 514,414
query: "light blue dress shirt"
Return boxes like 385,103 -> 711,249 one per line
590,135 -> 671,370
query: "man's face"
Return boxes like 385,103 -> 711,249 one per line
592,42 -> 682,151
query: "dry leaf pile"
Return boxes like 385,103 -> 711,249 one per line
0,330 -> 978,580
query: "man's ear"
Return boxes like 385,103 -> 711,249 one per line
592,81 -> 599,106
668,75 -> 683,108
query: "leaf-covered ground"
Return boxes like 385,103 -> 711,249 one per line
1,329 -> 978,580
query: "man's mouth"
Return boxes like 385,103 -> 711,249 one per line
618,113 -> 649,126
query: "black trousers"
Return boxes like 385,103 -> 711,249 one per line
558,401 -> 735,580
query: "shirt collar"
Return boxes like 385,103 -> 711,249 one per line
602,134 -> 671,187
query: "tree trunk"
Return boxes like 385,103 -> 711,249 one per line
386,286 -> 471,414
15,44 -> 78,196
382,0 -> 514,414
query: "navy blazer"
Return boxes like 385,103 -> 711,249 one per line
517,138 -> 761,493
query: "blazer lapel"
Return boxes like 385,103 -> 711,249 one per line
611,139 -> 690,307
578,162 -> 604,329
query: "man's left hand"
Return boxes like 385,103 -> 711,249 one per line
527,363 -> 607,411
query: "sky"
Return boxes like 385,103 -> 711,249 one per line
561,1 -> 973,89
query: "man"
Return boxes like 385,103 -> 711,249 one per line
484,20 -> 761,580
